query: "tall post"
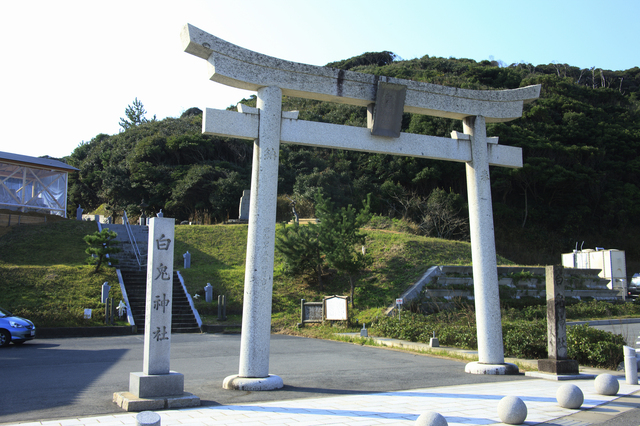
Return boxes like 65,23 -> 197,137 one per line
538,265 -> 578,374
223,86 -> 283,390
463,116 -> 516,374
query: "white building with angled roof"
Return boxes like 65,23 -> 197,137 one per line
0,151 -> 78,218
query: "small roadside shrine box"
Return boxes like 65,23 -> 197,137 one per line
324,295 -> 348,321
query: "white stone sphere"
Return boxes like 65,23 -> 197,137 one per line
415,411 -> 448,426
594,373 -> 619,395
497,396 -> 527,425
556,384 -> 584,408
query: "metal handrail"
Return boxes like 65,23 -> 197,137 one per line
123,210 -> 146,268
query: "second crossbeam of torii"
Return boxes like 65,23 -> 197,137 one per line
182,24 -> 540,390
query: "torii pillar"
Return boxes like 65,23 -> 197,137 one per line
182,24 -> 539,384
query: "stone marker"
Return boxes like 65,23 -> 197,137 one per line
183,251 -> 191,269
238,189 -> 250,220
204,283 -> 213,303
538,265 -> 579,375
114,217 -> 199,411
182,24 -> 540,378
76,205 -> 83,220
101,282 -> 111,304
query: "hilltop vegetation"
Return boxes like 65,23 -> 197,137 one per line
61,53 -> 640,274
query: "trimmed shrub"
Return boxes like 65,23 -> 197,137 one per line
567,324 -> 625,369
502,319 -> 547,359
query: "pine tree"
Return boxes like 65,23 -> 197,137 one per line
316,192 -> 372,308
83,229 -> 122,273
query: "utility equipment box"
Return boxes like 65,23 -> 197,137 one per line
562,248 -> 627,292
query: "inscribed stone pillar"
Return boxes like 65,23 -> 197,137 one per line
463,116 -> 504,366
547,265 -> 566,360
129,217 -> 185,398
538,265 -> 578,374
143,217 -> 174,374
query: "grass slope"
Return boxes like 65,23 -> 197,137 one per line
0,220 -> 121,326
0,220 -> 504,327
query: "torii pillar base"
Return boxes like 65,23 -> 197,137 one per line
465,362 -> 519,375
223,374 -> 284,391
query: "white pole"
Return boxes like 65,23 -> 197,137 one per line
238,86 -> 282,379
464,115 -> 505,366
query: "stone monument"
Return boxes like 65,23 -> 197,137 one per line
238,189 -> 250,221
113,217 -> 199,411
182,24 -> 540,380
538,265 -> 579,375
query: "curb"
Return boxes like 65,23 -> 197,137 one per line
37,326 -> 137,338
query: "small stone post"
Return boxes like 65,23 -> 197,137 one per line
183,251 -> 191,269
238,190 -> 251,220
204,283 -> 213,303
624,346 -> 638,385
101,282 -> 111,303
538,265 -> 579,375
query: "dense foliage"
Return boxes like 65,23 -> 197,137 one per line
63,55 -> 640,271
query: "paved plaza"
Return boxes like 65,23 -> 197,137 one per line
2,332 -> 640,426
8,375 -> 640,426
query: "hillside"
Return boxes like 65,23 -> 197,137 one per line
61,54 -> 640,278
0,219 -> 510,327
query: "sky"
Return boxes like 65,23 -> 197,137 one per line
1,0 -> 638,159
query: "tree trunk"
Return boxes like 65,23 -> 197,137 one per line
349,275 -> 355,308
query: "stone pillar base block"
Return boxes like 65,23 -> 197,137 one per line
223,374 -> 284,391
538,359 -> 579,375
465,361 -> 519,375
130,371 -> 184,398
113,391 -> 200,412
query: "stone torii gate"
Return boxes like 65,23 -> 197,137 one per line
182,24 -> 540,389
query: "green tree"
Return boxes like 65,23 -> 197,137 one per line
119,98 -> 156,131
316,192 -> 372,307
83,229 -> 122,273
275,221 -> 324,290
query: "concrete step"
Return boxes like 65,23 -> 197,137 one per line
120,271 -> 200,333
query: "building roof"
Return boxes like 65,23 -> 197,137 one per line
0,151 -> 78,172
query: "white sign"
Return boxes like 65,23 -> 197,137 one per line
325,296 -> 348,321
396,298 -> 403,305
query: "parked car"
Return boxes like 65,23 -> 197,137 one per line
628,273 -> 640,299
0,307 -> 36,347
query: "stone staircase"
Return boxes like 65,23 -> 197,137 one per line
102,223 -> 148,270
120,270 -> 201,333
101,223 -> 200,333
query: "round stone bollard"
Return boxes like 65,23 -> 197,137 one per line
415,411 -> 448,426
594,373 -> 619,396
497,396 -> 527,425
136,411 -> 161,426
556,383 -> 584,409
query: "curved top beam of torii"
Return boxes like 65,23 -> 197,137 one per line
181,24 -> 540,123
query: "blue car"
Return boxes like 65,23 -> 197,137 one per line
0,307 -> 36,347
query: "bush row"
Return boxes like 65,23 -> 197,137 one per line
371,313 -> 625,369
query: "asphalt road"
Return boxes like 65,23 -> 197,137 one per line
0,333 -> 530,424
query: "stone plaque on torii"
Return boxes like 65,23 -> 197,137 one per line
182,24 -> 540,388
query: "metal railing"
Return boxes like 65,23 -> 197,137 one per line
123,210 -> 147,268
